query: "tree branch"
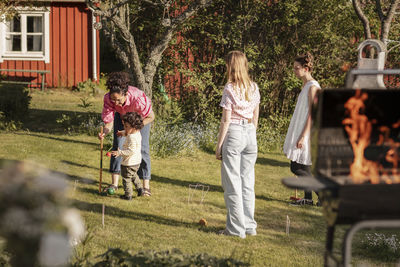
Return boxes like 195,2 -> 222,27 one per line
381,0 -> 400,43
375,0 -> 385,22
352,0 -> 372,39
141,0 -> 163,6
169,0 -> 213,29
102,22 -> 130,68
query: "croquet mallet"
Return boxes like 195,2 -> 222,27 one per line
99,126 -> 103,193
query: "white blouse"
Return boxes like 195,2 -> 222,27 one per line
220,82 -> 260,124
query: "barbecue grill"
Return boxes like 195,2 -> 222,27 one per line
282,40 -> 400,266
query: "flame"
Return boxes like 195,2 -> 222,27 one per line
342,90 -> 400,184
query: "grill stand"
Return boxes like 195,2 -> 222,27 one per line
282,177 -> 400,266
325,220 -> 400,267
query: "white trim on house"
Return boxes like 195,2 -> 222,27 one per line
0,7 -> 50,63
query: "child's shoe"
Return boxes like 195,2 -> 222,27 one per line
137,188 -> 143,197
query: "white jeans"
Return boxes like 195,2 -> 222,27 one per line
221,123 -> 258,238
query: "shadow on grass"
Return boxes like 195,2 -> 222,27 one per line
256,203 -> 325,235
256,157 -> 289,167
152,174 -> 223,193
23,108 -> 98,133
256,194 -> 290,204
62,160 -> 107,172
14,132 -> 97,147
73,199 -> 203,230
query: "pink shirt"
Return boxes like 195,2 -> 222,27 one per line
101,86 -> 152,124
220,82 -> 260,124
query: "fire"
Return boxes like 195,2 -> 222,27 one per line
342,90 -> 400,184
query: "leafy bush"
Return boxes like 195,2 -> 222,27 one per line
93,248 -> 249,267
56,112 -> 102,136
257,115 -> 290,153
0,112 -> 22,131
0,84 -> 31,130
150,121 -> 197,158
74,74 -> 107,96
360,233 -> 400,262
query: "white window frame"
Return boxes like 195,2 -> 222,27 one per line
0,7 -> 50,63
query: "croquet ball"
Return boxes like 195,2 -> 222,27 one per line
199,218 -> 208,226
106,152 -> 111,157
107,188 -> 115,195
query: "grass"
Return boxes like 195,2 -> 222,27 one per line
0,88 -> 399,266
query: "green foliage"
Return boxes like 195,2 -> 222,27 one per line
78,97 -> 94,109
56,112 -> 102,136
152,85 -> 184,125
257,114 -> 291,153
71,230 -> 94,267
359,232 -> 400,262
93,248 -> 249,266
158,0 -> 364,121
150,121 -> 197,158
0,84 -> 31,130
0,112 -> 21,131
74,75 -> 107,96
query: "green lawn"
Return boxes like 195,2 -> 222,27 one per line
0,89 -> 398,266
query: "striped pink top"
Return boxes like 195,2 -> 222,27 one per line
101,86 -> 152,124
220,82 -> 260,124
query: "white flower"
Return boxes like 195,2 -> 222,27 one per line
61,208 -> 86,246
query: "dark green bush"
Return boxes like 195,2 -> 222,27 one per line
93,248 -> 250,267
0,84 -> 31,121
0,84 -> 31,130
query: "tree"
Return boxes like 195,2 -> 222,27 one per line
87,0 -> 213,98
352,0 -> 400,49
0,0 -> 36,21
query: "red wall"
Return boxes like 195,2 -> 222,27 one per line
0,2 -> 100,88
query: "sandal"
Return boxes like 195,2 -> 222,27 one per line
142,188 -> 151,197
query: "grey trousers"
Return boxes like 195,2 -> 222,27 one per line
121,164 -> 142,197
221,123 -> 258,238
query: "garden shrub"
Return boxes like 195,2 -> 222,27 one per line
150,121 -> 197,158
56,112 -> 102,136
93,248 -> 249,267
257,114 -> 290,153
0,84 -> 31,130
360,233 -> 400,262
74,74 -> 107,96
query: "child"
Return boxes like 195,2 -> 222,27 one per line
283,52 -> 321,206
110,112 -> 144,200
216,51 -> 260,238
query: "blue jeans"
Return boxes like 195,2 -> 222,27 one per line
221,123 -> 258,238
110,112 -> 151,180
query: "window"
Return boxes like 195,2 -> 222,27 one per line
0,8 -> 50,63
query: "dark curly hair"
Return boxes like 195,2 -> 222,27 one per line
106,72 -> 130,95
295,52 -> 314,72
122,112 -> 144,131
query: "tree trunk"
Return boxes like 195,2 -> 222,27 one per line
88,0 -> 213,99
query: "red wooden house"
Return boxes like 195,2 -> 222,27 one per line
0,0 -> 100,89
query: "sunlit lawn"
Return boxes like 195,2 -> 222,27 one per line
0,89 -> 398,266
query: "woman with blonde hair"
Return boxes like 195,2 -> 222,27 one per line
216,51 -> 260,238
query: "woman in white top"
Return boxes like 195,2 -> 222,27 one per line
216,51 -> 260,238
283,52 -> 321,206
